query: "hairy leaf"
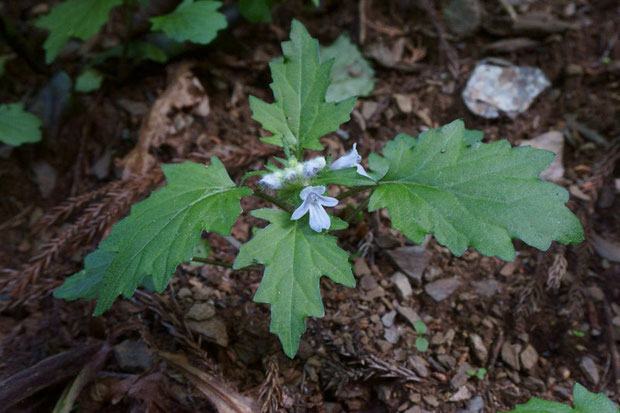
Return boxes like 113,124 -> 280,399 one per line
54,248 -> 115,301
369,120 -> 584,261
233,209 -> 355,358
250,20 -> 356,153
320,34 -> 375,102
86,159 -> 250,315
314,167 -> 376,187
36,0 -> 123,63
75,69 -> 103,93
150,0 -> 227,45
573,382 -> 619,413
504,398 -> 573,413
0,103 -> 42,146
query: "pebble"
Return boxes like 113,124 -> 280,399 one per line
384,325 -> 402,344
449,386 -> 472,402
423,395 -> 439,407
354,257 -> 371,277
580,356 -> 600,384
438,354 -> 457,370
558,366 -> 571,380
391,272 -> 413,300
553,385 -> 571,400
394,303 -> 421,327
451,362 -> 473,389
424,277 -> 462,302
523,376 -> 546,392
469,333 -> 488,363
456,396 -> 485,413
178,287 -> 192,298
471,279 -> 500,297
499,261 -> 518,276
187,318 -> 229,346
409,355 -> 429,378
585,286 -> 605,301
501,343 -> 522,370
113,339 -> 155,371
381,310 -> 397,328
185,302 -> 216,321
360,274 -> 378,291
362,286 -> 385,301
386,246 -> 430,283
520,344 -> 539,370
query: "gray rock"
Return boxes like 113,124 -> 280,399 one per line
186,302 -> 216,321
438,354 -> 457,370
386,246 -> 430,283
187,318 -> 229,346
384,325 -> 401,344
408,355 -> 429,378
472,279 -> 501,297
424,266 -> 442,282
394,303 -> 421,327
585,286 -> 605,301
444,0 -> 482,36
32,161 -> 57,198
469,333 -> 488,363
423,394 -> 439,407
520,344 -> 539,370
449,386 -> 472,402
457,396 -> 485,413
451,362 -> 473,389
362,286 -> 385,301
425,277 -> 462,302
360,274 -> 378,291
580,356 -> 600,384
523,376 -> 546,392
501,343 -> 522,370
381,310 -> 397,328
391,272 -> 413,300
114,339 -> 155,371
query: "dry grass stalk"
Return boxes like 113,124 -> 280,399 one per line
546,245 -> 567,291
258,355 -> 282,413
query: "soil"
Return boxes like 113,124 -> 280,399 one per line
0,0 -> 618,412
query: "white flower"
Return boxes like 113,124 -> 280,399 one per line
329,143 -> 371,178
291,186 -> 338,232
259,172 -> 284,189
302,156 -> 326,178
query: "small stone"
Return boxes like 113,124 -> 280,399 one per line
449,386 -> 472,402
178,287 -> 192,298
425,277 -> 462,302
565,64 -> 583,76
377,339 -> 393,353
382,310 -> 397,328
501,343 -> 521,370
362,286 -> 385,301
409,355 -> 429,378
558,366 -> 571,380
431,332 -> 446,345
423,394 -> 439,407
472,279 -> 500,297
391,272 -> 413,300
185,302 -> 216,321
362,101 -> 378,120
360,274 -> 378,291
394,303 -> 421,327
384,325 -> 402,344
386,246 -> 430,283
457,396 -> 484,413
469,334 -> 488,363
444,0 -> 482,36
499,261 -> 518,276
580,356 -> 600,384
612,316 -> 620,327
451,362 -> 473,389
394,94 -> 413,113
553,385 -> 571,400
424,266 -> 442,282
354,257 -> 371,277
113,339 -> 155,371
523,376 -> 546,392
438,354 -> 457,370
585,286 -> 605,301
187,318 -> 229,346
520,344 -> 539,370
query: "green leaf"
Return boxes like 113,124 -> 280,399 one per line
54,248 -> 115,301
90,158 -> 250,315
239,0 -> 273,22
313,167 -> 376,187
150,0 -> 227,45
368,120 -> 584,261
413,320 -> 427,335
233,208 -> 355,358
415,337 -> 429,352
36,0 -> 123,63
504,398 -> 573,413
320,34 -> 376,102
95,41 -> 169,65
464,128 -> 484,146
573,382 -> 619,413
75,69 -> 103,93
249,20 -> 356,154
0,103 -> 42,146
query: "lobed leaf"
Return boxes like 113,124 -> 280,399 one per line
150,0 -> 227,45
36,0 -> 123,63
75,69 -> 103,93
233,209 -> 355,358
0,103 -> 42,146
573,382 -> 619,413
249,20 -> 356,153
369,120 -> 584,261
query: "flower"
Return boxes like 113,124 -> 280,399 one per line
291,186 -> 338,232
329,143 -> 371,178
259,172 -> 284,189
302,156 -> 326,178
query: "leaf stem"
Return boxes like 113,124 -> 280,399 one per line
336,185 -> 376,201
344,197 -> 370,223
253,190 -> 293,213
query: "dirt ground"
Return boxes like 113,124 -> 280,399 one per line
0,0 -> 619,412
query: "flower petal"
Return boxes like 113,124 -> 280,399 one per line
300,185 -> 325,200
291,198 -> 311,220
330,149 -> 359,170
316,194 -> 338,207
308,202 -> 331,232
355,164 -> 372,179
259,173 -> 283,189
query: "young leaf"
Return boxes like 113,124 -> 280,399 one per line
239,0 -> 273,23
572,382 -> 619,413
150,0 -> 227,45
0,103 -> 42,146
75,69 -> 103,93
91,159 -> 250,315
415,337 -> 429,352
369,120 -> 584,261
249,20 -> 356,153
413,320 -> 427,335
36,0 -> 123,63
320,34 -> 376,102
233,208 -> 355,358
54,248 -> 115,301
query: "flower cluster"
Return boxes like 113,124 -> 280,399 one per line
259,157 -> 326,189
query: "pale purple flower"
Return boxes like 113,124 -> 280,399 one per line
302,156 -> 326,178
329,143 -> 371,178
259,172 -> 284,189
291,186 -> 338,232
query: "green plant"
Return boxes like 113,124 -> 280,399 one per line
54,20 -> 584,358
413,320 -> 429,352
466,367 -> 487,380
0,103 -> 42,146
503,382 -> 619,413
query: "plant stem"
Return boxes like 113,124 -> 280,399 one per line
336,185 -> 376,201
344,196 -> 370,223
253,190 -> 293,213
119,0 -> 135,80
